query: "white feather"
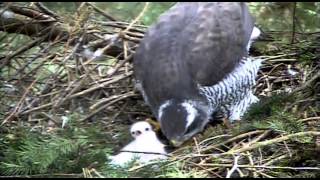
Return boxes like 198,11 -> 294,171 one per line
158,100 -> 172,119
250,26 -> 261,40
181,101 -> 198,128
247,26 -> 261,51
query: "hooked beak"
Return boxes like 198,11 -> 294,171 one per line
170,139 -> 184,147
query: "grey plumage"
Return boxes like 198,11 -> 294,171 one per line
134,2 -> 254,113
133,2 -> 260,146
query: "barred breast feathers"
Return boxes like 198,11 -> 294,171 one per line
199,57 -> 262,110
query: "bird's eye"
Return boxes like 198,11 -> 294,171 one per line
131,132 -> 135,135
145,128 -> 149,131
185,126 -> 193,134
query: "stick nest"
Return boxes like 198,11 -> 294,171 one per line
0,2 -> 319,178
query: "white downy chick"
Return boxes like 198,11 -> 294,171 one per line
109,121 -> 168,167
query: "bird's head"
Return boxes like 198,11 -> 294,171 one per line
158,100 -> 210,147
130,121 -> 153,139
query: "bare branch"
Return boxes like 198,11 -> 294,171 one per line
85,2 -> 117,21
34,2 -> 61,20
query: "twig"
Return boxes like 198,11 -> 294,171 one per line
122,2 -> 149,34
119,150 -> 171,157
93,21 -> 146,34
246,130 -> 272,146
188,161 -> 223,178
201,164 -> 320,171
246,151 -> 258,178
80,91 -> 137,121
226,154 -> 240,178
298,116 -> 320,123
199,134 -> 232,146
82,38 -> 120,66
193,137 -> 201,155
258,53 -> 297,61
105,54 -> 133,77
69,72 -> 132,99
291,2 -> 297,44
251,170 -> 275,178
128,159 -> 169,172
20,102 -> 52,115
20,72 -> 132,116
221,131 -> 320,155
0,174 -> 82,178
268,58 -> 297,62
85,2 -> 117,21
8,5 -> 56,21
281,135 -> 292,157
97,21 -> 148,29
263,154 -> 289,166
90,91 -> 134,110
290,71 -> 320,95
34,2 -> 60,20
1,78 -> 38,126
0,37 -> 46,69
202,130 -> 266,153
90,168 -> 105,178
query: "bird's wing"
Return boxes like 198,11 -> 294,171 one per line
134,2 -> 254,107
183,2 -> 255,86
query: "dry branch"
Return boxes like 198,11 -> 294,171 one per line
85,2 -> 117,21
34,2 -> 61,20
0,4 -> 127,58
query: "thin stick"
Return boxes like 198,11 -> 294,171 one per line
226,154 -> 240,178
290,71 -> 320,95
202,130 -> 266,153
201,164 -> 320,171
119,150 -> 171,157
85,2 -> 117,21
221,131 -> 320,155
80,92 -> 137,121
193,137 -> 201,155
291,2 -> 297,44
122,2 -> 150,33
1,78 -> 38,126
246,151 -> 259,178
34,2 -> 60,20
263,154 -> 288,166
298,116 -> 320,123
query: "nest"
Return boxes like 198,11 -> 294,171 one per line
0,2 -> 319,178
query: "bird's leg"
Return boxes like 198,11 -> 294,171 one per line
146,118 -> 161,132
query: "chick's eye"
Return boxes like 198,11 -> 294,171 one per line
131,132 -> 135,135
145,128 -> 149,131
